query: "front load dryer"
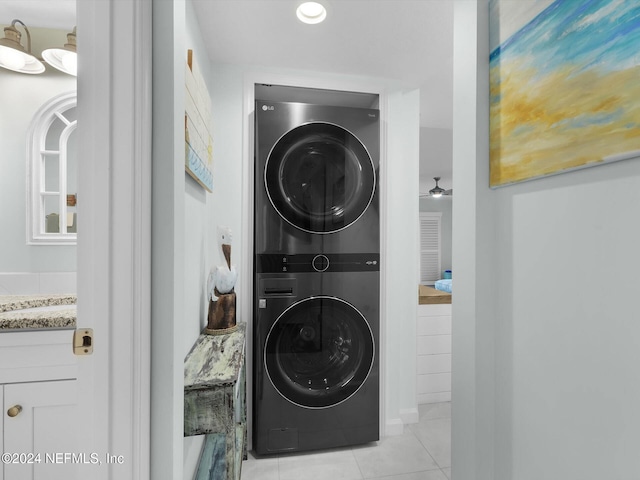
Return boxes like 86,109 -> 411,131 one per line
254,100 -> 380,255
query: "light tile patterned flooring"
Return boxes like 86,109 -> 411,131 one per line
241,402 -> 451,480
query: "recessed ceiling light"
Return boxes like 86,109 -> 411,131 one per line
296,2 -> 327,24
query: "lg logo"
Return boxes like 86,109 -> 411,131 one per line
262,105 -> 275,111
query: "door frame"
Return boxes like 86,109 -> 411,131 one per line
76,1 -> 151,478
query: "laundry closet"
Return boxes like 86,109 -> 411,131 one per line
252,85 -> 381,454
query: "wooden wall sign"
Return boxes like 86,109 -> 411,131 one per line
185,49 -> 214,192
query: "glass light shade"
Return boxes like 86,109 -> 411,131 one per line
0,45 -> 26,70
296,2 -> 327,24
0,21 -> 45,74
42,48 -> 77,76
42,27 -> 77,76
0,46 -> 44,74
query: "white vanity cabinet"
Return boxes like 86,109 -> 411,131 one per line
0,330 -> 79,480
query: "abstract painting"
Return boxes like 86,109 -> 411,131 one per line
489,0 -> 640,187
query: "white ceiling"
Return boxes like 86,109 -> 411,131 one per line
0,0 -> 76,30
192,0 -> 454,129
191,0 -> 455,188
1,0 -> 455,188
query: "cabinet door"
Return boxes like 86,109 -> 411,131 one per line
3,380 -> 78,480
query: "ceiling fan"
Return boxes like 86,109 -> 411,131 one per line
420,177 -> 452,198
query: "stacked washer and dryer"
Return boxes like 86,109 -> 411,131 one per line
253,93 -> 381,455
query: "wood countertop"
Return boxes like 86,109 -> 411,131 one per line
418,285 -> 452,305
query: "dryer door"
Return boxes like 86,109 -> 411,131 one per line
264,296 -> 375,409
264,122 -> 376,234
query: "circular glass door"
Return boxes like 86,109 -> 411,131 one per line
264,122 -> 376,234
264,296 -> 375,408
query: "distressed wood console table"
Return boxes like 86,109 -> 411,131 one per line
184,323 -> 246,480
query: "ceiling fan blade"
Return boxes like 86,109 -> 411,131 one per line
444,189 -> 453,195
419,192 -> 450,198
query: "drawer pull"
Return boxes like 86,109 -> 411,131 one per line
7,405 -> 22,417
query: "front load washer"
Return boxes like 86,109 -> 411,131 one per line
253,252 -> 379,455
254,100 -> 380,255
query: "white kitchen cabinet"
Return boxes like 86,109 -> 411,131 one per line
0,330 -> 78,480
416,303 -> 452,404
2,380 -> 79,480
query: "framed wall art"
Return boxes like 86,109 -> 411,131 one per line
489,0 -> 640,187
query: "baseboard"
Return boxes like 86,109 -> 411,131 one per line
385,418 -> 404,436
400,407 -> 419,425
418,392 -> 452,404
385,405 -> 420,436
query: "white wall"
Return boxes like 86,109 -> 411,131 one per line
420,126 -> 453,276
493,163 -> 640,480
157,1 -> 419,479
0,53 -> 76,274
451,3 -> 496,478
182,1 -> 235,477
190,62 -> 421,440
385,88 -> 421,430
151,1 -> 186,478
152,4 -> 307,478
420,126 -> 453,188
453,1 -> 640,479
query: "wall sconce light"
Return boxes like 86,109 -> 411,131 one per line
42,27 -> 77,76
0,19 -> 45,74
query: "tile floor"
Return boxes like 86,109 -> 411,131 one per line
241,402 -> 451,480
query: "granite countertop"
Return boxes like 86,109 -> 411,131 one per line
0,294 -> 77,331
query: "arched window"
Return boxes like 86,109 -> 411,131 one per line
26,91 -> 77,245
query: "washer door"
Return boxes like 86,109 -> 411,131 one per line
265,122 -> 376,234
265,296 -> 375,408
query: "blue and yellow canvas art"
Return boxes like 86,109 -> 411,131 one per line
489,0 -> 640,187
